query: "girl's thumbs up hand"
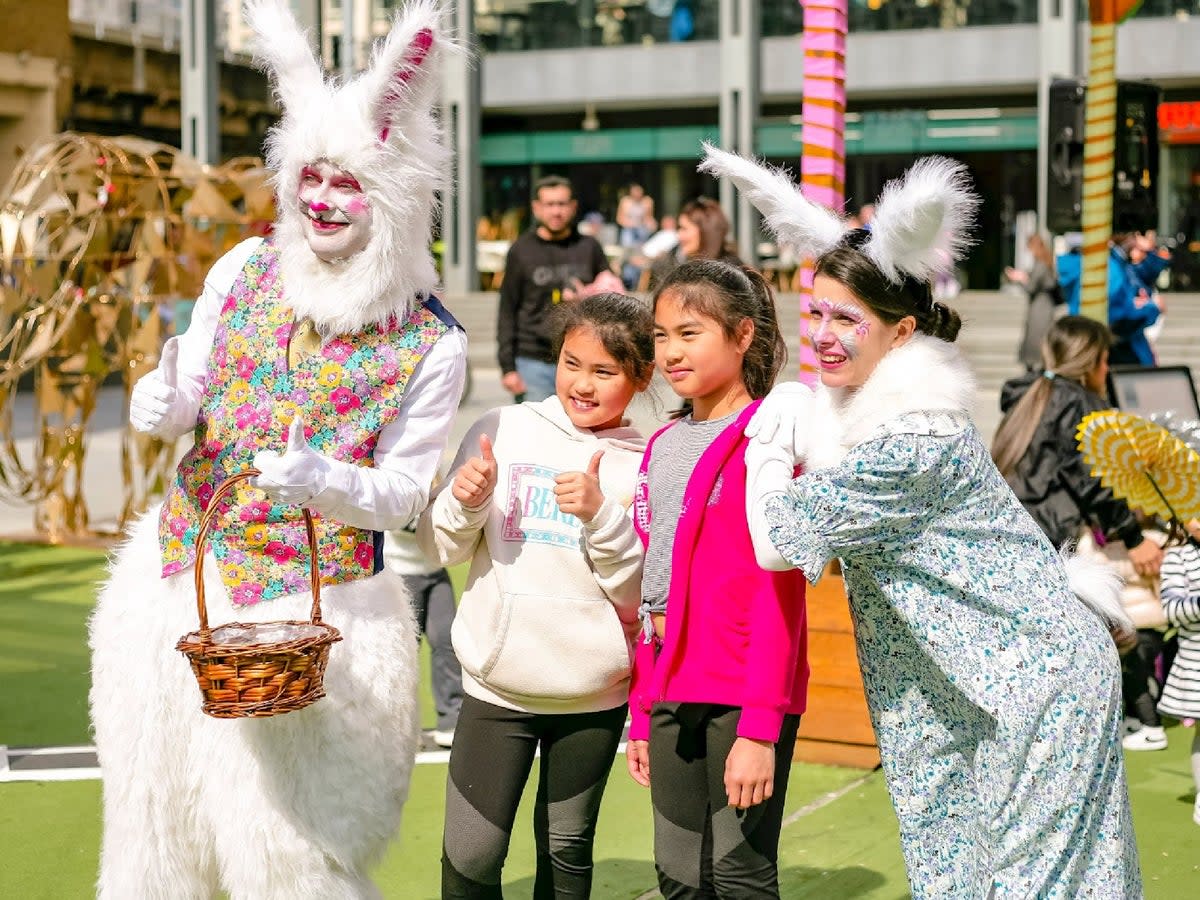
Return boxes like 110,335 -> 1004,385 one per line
553,450 -> 605,524
453,433 -> 498,510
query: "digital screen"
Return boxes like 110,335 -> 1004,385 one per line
1109,366 -> 1200,421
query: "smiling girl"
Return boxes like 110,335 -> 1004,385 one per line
626,259 -> 808,898
419,292 -> 653,898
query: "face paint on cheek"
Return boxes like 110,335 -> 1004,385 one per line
343,197 -> 369,217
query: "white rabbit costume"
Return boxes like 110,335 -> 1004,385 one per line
89,2 -> 466,897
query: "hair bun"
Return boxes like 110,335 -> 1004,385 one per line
928,301 -> 962,343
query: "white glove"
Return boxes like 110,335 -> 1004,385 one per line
129,337 -> 187,436
744,381 -> 815,466
252,419 -> 333,507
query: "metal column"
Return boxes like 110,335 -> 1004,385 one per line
180,0 -> 219,164
441,1 -> 480,295
718,0 -> 761,265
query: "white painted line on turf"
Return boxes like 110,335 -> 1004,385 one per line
1,767 -> 102,783
0,743 -> 454,782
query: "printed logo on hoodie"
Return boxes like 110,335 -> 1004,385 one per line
502,463 -> 582,548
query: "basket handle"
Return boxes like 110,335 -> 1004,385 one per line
193,469 -> 323,637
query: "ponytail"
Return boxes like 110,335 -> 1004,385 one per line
991,375 -> 1056,477
991,315 -> 1112,476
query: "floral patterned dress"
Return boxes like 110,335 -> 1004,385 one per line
765,410 -> 1142,898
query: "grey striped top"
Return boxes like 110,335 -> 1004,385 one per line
640,410 -> 739,619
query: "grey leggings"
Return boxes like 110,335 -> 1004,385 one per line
441,695 -> 627,899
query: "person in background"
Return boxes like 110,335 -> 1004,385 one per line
1005,230 -> 1064,371
992,316 -> 1162,580
497,175 -> 612,403
618,184 -> 657,290
384,521 -> 463,749
1156,519 -> 1200,826
1057,232 -> 1164,365
646,197 -> 743,291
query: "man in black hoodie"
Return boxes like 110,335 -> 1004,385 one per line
497,175 -> 611,401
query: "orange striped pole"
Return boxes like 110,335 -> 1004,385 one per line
1080,0 -> 1144,322
1079,14 -> 1117,323
797,0 -> 847,385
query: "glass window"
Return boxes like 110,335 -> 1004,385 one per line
473,0 -> 719,53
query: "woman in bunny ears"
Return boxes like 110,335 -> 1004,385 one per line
88,2 -> 466,897
700,146 -> 1142,897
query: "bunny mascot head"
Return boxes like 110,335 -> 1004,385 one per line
247,0 -> 448,335
89,5 -> 464,898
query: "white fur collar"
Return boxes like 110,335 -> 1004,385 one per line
807,333 -> 976,470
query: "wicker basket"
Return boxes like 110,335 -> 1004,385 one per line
176,469 -> 342,719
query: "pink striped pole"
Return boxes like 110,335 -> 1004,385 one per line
797,1 -> 847,385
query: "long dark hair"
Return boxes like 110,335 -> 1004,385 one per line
991,315 -> 1111,477
679,197 -> 737,260
815,229 -> 962,342
551,292 -> 655,388
651,258 -> 785,400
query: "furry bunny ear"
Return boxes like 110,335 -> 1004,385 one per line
244,0 -> 325,115
864,156 -> 979,284
363,0 -> 444,142
698,143 -> 848,261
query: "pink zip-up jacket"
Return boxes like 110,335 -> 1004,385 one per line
628,400 -> 809,743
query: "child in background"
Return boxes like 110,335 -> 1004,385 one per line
419,293 -> 654,898
1157,520 -> 1200,826
383,522 -> 463,748
626,258 -> 808,898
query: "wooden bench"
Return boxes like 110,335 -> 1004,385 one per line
793,565 -> 881,769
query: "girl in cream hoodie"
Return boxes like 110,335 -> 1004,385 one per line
419,292 -> 653,898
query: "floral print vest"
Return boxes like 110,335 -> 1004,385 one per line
158,242 -> 452,605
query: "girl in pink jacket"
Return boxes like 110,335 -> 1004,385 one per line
626,258 -> 809,898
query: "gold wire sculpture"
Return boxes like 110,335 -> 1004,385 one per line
0,133 -> 275,542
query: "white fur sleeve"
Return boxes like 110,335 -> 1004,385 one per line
582,498 -> 644,622
308,329 -> 468,530
745,449 -> 796,572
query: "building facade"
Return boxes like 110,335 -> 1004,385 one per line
6,2 -> 1197,291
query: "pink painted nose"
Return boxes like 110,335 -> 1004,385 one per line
309,201 -> 331,212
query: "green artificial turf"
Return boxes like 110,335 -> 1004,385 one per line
2,540 -> 1199,899
0,542 -> 109,747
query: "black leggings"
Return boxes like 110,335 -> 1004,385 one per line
441,694 -> 627,899
649,703 -> 801,899
1122,628 -> 1166,727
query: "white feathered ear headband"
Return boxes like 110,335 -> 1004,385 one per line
698,142 -> 979,286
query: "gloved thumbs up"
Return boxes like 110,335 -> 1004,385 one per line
286,417 -> 309,452
253,416 -> 331,507
158,336 -> 181,389
129,336 -> 185,436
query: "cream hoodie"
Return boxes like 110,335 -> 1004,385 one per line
418,397 -> 646,715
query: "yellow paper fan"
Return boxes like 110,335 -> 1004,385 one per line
1077,409 -> 1200,523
